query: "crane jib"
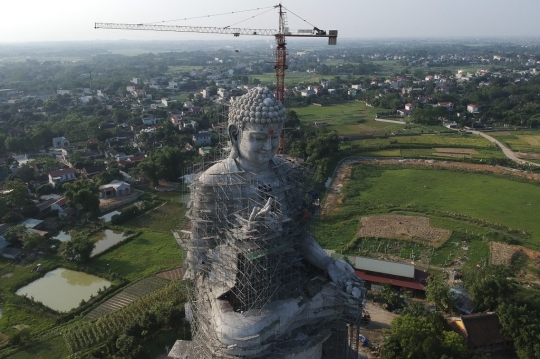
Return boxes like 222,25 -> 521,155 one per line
94,23 -> 337,40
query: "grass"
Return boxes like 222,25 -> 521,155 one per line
340,133 -> 505,160
88,197 -> 186,281
314,164 -> 540,272
124,199 -> 187,233
88,232 -> 183,281
490,131 -> 540,153
0,258 -> 66,338
5,335 -> 69,359
350,134 -> 496,149
290,101 -> 447,136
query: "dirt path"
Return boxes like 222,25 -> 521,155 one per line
471,130 -> 540,167
356,300 -> 397,358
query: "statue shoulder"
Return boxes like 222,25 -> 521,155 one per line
271,155 -> 303,175
197,157 -> 241,185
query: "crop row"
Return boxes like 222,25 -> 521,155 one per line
64,281 -> 186,353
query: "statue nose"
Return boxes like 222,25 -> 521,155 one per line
263,137 -> 272,150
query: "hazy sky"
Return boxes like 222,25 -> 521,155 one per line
2,0 -> 540,43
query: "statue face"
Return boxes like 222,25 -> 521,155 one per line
237,122 -> 282,165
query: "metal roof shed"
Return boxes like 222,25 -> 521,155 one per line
353,256 -> 415,279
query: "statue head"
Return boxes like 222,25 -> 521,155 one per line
228,88 -> 286,169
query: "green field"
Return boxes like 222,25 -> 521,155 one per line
489,131 -> 540,153
290,101 -> 447,136
339,133 -> 506,160
347,133 -> 495,149
314,165 -> 540,269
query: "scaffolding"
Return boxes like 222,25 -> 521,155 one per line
174,89 -> 364,359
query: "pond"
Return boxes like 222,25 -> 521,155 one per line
52,230 -> 71,242
16,268 -> 111,312
99,210 -> 121,223
91,229 -> 128,257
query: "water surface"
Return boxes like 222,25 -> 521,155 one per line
16,268 -> 111,312
91,229 -> 127,257
52,230 -> 71,242
99,210 -> 121,223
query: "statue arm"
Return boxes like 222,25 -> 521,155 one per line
299,234 -> 364,298
298,234 -> 334,271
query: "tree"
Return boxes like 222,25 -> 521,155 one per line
12,164 -> 35,182
463,265 -> 513,311
285,109 -> 300,128
378,283 -> 403,311
426,275 -> 453,311
499,303 -> 540,359
380,313 -> 471,359
22,232 -> 45,250
63,179 -> 100,217
5,224 -> 26,244
115,334 -> 143,359
3,179 -> 29,207
137,146 -> 185,186
58,232 -> 95,262
305,131 -> 340,163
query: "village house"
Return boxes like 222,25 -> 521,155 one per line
99,180 -> 132,198
447,313 -> 512,352
48,168 -> 76,185
51,197 -> 76,217
192,132 -> 212,147
397,109 -> 412,117
438,102 -> 454,110
52,136 -> 70,148
405,102 -> 419,111
467,104 -> 480,114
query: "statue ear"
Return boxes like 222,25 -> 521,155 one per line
228,124 -> 240,159
228,124 -> 239,144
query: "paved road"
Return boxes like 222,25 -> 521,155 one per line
469,130 -> 540,167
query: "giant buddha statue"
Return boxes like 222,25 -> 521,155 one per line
174,87 -> 365,359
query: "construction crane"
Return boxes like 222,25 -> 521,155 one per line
96,4 -> 337,152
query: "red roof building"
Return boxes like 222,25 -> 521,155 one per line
447,313 -> 512,352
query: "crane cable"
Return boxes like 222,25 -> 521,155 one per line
282,6 -> 317,29
142,6 -> 275,25
223,7 -> 277,29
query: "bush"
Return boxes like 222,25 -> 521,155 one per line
110,199 -> 162,225
2,211 -> 24,224
36,184 -> 54,195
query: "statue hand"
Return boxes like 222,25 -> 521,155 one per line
327,259 -> 364,299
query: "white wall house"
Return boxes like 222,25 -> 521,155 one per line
48,169 -> 76,185
192,132 -> 212,147
467,104 -> 480,113
99,180 -> 131,198
52,137 -> 70,148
